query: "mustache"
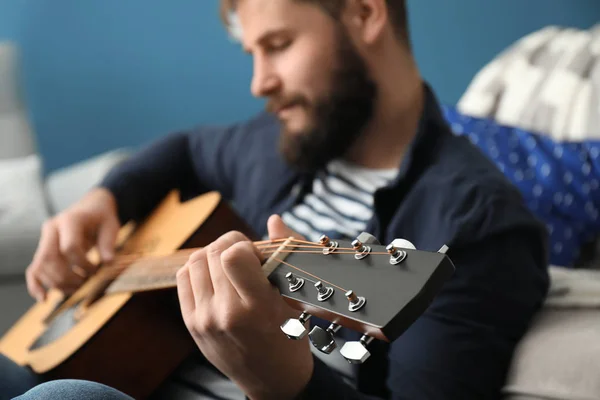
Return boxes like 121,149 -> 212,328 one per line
266,95 -> 308,114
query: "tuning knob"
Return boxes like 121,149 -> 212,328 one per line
319,234 -> 339,255
314,281 -> 334,301
346,290 -> 366,312
280,312 -> 311,340
390,238 -> 416,250
386,244 -> 407,265
308,323 -> 341,354
340,334 -> 374,364
285,272 -> 305,292
355,232 -> 381,245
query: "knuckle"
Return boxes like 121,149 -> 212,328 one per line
190,313 -> 212,336
213,231 -> 249,252
176,265 -> 189,280
216,305 -> 244,332
207,242 -> 223,258
25,265 -> 36,278
187,249 -> 205,265
223,230 -> 248,243
220,247 -> 237,265
221,241 -> 251,264
60,239 -> 82,255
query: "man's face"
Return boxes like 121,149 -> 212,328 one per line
237,0 -> 377,172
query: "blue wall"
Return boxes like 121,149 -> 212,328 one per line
0,0 -> 598,172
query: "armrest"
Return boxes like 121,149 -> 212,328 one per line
502,267 -> 600,400
45,148 -> 131,214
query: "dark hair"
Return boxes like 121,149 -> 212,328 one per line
220,0 -> 410,46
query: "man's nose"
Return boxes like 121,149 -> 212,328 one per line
251,58 -> 280,98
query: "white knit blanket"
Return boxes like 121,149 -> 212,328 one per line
457,24 -> 600,141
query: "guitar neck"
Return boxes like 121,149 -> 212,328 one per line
105,239 -> 293,295
104,249 -> 197,294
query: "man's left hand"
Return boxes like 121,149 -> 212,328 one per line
176,215 -> 314,400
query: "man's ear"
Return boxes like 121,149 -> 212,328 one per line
343,0 -> 389,45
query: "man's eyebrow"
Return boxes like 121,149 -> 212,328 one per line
243,28 -> 291,53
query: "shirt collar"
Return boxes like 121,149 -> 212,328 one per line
392,81 -> 449,185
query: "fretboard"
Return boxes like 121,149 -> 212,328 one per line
105,239 -> 294,295
105,249 -> 197,294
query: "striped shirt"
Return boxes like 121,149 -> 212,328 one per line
282,159 -> 398,243
156,160 -> 398,399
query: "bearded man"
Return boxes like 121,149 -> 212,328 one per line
2,1 -> 549,399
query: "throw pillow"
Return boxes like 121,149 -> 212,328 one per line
442,105 -> 600,267
0,154 -> 50,275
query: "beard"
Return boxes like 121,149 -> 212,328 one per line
266,27 -> 377,173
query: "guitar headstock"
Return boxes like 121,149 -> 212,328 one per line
261,232 -> 455,364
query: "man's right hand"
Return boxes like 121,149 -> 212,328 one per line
26,188 -> 121,302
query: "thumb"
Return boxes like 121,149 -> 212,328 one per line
97,217 -> 119,262
267,214 -> 306,241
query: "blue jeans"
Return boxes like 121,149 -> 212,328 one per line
0,354 -> 132,400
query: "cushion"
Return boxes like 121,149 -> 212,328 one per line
442,105 -> 600,267
45,148 -> 130,214
0,154 -> 50,275
502,308 -> 600,400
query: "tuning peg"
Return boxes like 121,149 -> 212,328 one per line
386,244 -> 407,265
346,290 -> 366,312
280,312 -> 311,340
340,334 -> 374,364
314,281 -> 334,301
285,272 -> 305,292
351,239 -> 371,260
309,323 -> 341,354
319,235 -> 339,255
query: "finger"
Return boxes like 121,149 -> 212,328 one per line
221,241 -> 271,303
176,265 -> 195,322
97,217 -> 119,262
57,217 -> 96,273
186,249 -> 214,308
27,222 -> 66,300
26,267 -> 46,302
31,221 -> 62,266
267,214 -> 306,241
37,264 -> 85,293
207,232 -> 249,299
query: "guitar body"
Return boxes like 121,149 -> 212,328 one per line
0,191 -> 257,399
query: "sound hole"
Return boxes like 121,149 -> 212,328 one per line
29,306 -> 79,351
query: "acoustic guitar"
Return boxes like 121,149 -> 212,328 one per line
0,190 -> 455,399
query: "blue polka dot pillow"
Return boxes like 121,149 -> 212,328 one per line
442,105 -> 600,267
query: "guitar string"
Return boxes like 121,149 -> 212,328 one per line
107,253 -> 345,296
106,236 -> 379,265
96,238 -> 380,274
105,252 -> 346,295
102,242 -> 361,294
104,239 -> 391,268
92,239 -> 389,292
95,247 -> 392,282
272,257 -> 347,292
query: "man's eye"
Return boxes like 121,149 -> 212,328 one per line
266,40 -> 291,53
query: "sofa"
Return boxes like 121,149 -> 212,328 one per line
2,33 -> 600,400
0,40 -> 131,336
